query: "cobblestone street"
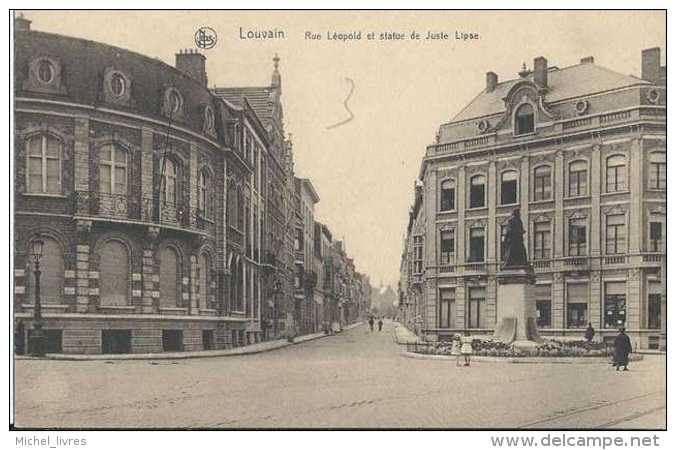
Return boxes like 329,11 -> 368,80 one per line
14,321 -> 665,429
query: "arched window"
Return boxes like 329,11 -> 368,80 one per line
99,240 -> 129,306
440,179 -> 455,211
26,134 -> 62,194
569,160 -> 588,197
100,144 -> 128,194
533,166 -> 551,201
469,175 -> 486,209
649,152 -> 666,190
199,252 -> 211,309
159,246 -> 180,308
26,236 -> 63,304
230,259 -> 244,312
161,158 -> 178,206
515,103 -> 535,135
500,170 -> 518,205
199,170 -> 212,219
606,155 -> 626,193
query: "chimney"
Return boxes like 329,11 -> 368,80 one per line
641,47 -> 661,83
15,13 -> 31,31
580,56 -> 594,64
175,49 -> 208,87
486,71 -> 498,92
533,56 -> 548,88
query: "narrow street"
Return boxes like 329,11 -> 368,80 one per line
14,321 -> 666,429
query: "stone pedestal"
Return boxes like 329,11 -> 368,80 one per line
493,267 -> 542,348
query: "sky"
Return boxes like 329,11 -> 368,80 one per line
19,11 -> 666,287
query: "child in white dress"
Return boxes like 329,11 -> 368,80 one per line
450,334 -> 462,366
460,331 -> 473,366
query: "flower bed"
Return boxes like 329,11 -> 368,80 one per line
406,338 -> 612,358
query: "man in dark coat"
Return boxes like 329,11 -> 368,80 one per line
613,327 -> 632,371
584,323 -> 595,343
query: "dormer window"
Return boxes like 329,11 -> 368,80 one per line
110,73 -> 126,97
515,103 -> 535,135
37,59 -> 55,84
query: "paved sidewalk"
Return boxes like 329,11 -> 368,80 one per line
17,322 -> 364,361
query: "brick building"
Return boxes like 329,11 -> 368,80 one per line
400,48 -> 666,349
12,17 -> 306,353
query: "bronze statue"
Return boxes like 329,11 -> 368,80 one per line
502,208 -> 529,268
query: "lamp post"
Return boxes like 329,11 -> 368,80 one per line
29,235 -> 45,357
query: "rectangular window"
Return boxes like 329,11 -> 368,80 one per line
440,229 -> 455,265
604,282 -> 626,328
440,181 -> 455,211
606,164 -> 626,192
569,168 -> 587,197
468,287 -> 486,328
648,284 -> 661,330
535,284 -> 551,328
533,167 -> 551,201
605,214 -> 625,255
533,221 -> 551,260
469,176 -> 486,208
567,283 -> 588,328
468,227 -> 485,263
438,288 -> 455,328
413,236 -> 424,274
650,161 -> 666,190
650,222 -> 663,252
500,172 -> 518,205
568,218 -> 587,256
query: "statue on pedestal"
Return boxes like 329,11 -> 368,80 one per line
501,208 -> 529,269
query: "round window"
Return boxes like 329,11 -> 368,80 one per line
168,90 -> 182,114
647,89 -> 660,104
36,59 -> 55,84
110,73 -> 126,97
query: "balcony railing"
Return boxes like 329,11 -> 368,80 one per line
463,262 -> 486,273
532,259 -> 551,271
603,255 -> 626,265
72,191 -> 212,234
438,264 -> 455,273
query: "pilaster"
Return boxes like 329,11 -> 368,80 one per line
455,277 -> 466,329
73,117 -> 90,193
487,160 -> 497,263
74,220 -> 92,313
590,144 -> 602,256
141,226 -> 160,314
457,165 -> 466,267
627,268 -> 642,331
554,150 -> 565,258
551,272 -> 565,328
629,138 -> 643,253
141,127 -> 154,221
589,271 -> 602,328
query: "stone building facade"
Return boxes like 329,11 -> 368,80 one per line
400,48 -> 666,350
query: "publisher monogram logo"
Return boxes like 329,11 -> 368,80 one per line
194,27 -> 217,49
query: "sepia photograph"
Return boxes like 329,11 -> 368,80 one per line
8,7 -> 668,437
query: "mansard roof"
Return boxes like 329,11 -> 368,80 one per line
450,63 -> 649,124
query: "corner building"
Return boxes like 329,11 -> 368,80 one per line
12,17 -> 283,353
404,49 -> 666,349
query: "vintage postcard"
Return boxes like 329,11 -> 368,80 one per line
9,8 -> 667,438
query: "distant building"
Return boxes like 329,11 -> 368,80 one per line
401,49 -> 666,349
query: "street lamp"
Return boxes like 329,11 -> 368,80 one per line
30,234 -> 45,357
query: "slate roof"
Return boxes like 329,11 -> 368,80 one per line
15,29 -> 221,139
212,86 -> 274,127
451,63 -> 649,123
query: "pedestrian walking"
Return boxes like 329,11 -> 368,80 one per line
368,316 -> 374,332
378,318 -> 383,331
450,334 -> 462,367
460,331 -> 473,367
584,323 -> 595,343
613,327 -> 632,371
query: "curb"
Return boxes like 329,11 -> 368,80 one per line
14,325 -> 363,361
400,351 -> 645,364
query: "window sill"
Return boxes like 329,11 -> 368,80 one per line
601,190 -> 630,196
646,188 -> 666,193
467,206 -> 488,212
22,192 -> 67,198
438,209 -> 457,214
564,195 -> 591,201
98,305 -> 136,311
498,202 -> 519,208
158,307 -> 188,313
513,131 -> 537,139
530,198 -> 554,205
